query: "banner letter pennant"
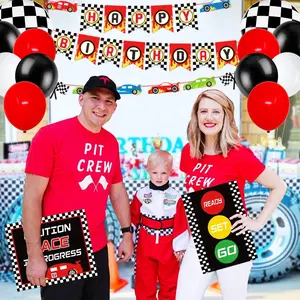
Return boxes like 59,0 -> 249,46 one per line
75,34 -> 100,64
215,40 -> 238,69
169,43 -> 191,71
80,4 -> 103,33
145,42 -> 169,71
192,42 -> 215,71
151,5 -> 173,33
127,5 -> 151,34
104,5 -> 126,33
174,3 -> 198,32
54,29 -> 77,61
98,38 -> 122,67
122,41 -> 145,69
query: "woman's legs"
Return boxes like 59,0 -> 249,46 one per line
217,261 -> 252,300
176,242 -> 214,300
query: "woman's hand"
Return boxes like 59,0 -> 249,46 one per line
230,214 -> 264,236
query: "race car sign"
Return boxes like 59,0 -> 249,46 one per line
5,210 -> 97,292
182,181 -> 257,273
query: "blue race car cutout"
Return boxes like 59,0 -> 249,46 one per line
117,84 -> 142,95
200,0 -> 230,12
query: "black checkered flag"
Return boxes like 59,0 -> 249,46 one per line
0,0 -> 53,35
145,42 -> 168,71
53,29 -> 77,60
174,3 -> 198,32
50,82 -> 69,100
241,0 -> 300,34
192,42 -> 215,71
80,3 -> 103,33
127,5 -> 151,33
219,73 -> 235,87
98,38 -> 122,67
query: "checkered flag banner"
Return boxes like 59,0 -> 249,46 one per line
0,0 -> 53,35
54,29 -> 77,60
241,0 -> 300,34
98,38 -> 122,67
80,3 -> 103,33
219,72 -> 234,86
145,42 -> 169,71
174,3 -> 198,32
55,82 -> 69,95
192,42 -> 215,71
127,5 -> 151,34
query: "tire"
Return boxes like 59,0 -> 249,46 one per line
132,89 -> 137,95
185,85 -> 191,90
152,87 -> 159,94
223,2 -> 229,9
68,269 -> 77,275
67,7 -> 73,12
245,182 -> 300,283
171,85 -> 178,92
77,88 -> 83,94
46,4 -> 52,9
204,5 -> 210,12
206,81 -> 212,87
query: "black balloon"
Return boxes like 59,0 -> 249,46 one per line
0,21 -> 20,53
273,21 -> 300,57
234,53 -> 278,97
15,53 -> 58,97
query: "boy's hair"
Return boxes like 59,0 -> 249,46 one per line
147,150 -> 173,171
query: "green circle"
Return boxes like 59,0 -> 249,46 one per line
214,239 -> 239,264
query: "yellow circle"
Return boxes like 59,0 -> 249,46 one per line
208,215 -> 231,239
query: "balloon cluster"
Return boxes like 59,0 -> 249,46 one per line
235,21 -> 300,132
0,21 -> 58,131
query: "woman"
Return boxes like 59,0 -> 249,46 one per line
176,89 -> 287,300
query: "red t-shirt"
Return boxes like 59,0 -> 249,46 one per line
180,143 -> 265,210
25,117 -> 122,252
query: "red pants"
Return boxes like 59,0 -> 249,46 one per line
134,228 -> 180,300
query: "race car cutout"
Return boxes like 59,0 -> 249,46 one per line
200,0 -> 230,13
45,1 -> 78,12
148,82 -> 180,94
183,77 -> 216,90
117,84 -> 142,95
46,261 -> 83,279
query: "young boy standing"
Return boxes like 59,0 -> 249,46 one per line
130,150 -> 189,300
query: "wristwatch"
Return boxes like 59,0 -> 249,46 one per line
121,226 -> 134,234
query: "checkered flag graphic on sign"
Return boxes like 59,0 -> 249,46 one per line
0,0 -> 53,35
219,73 -> 234,86
98,38 -> 122,67
53,29 -> 77,60
80,3 -> 103,33
145,42 -> 169,71
5,210 -> 98,291
241,0 -> 300,34
192,42 -> 215,71
127,5 -> 151,33
174,3 -> 198,32
54,82 -> 69,95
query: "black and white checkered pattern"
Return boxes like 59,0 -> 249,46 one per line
97,38 -> 122,67
174,3 -> 198,32
54,82 -> 69,95
127,5 -> 151,34
192,42 -> 215,71
5,209 -> 98,292
53,29 -> 77,60
182,193 -> 210,273
241,0 -> 300,34
145,42 -> 169,71
141,214 -> 174,236
0,0 -> 53,35
80,3 -> 103,33
219,72 -> 234,86
229,181 -> 257,260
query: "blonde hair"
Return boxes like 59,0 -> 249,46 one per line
147,150 -> 173,171
187,89 -> 240,158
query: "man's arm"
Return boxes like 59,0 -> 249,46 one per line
22,174 -> 49,286
109,182 -> 133,261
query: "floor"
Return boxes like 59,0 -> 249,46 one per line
0,263 -> 300,300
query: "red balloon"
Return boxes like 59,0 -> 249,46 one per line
4,82 -> 46,131
238,28 -> 280,60
247,82 -> 290,131
13,28 -> 56,60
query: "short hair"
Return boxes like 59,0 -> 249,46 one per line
147,150 -> 173,171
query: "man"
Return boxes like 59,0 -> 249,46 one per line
22,75 -> 134,300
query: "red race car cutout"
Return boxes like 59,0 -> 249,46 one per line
46,261 -> 83,279
148,82 -> 180,94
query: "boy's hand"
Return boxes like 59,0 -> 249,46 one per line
174,250 -> 185,262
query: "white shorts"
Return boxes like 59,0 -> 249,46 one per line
176,239 -> 252,300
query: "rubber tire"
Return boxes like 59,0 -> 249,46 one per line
245,182 -> 300,283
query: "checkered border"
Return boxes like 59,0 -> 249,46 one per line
145,42 -> 169,71
127,5 -> 151,34
53,29 -> 77,61
241,0 -> 300,34
174,3 -> 198,32
98,38 -> 122,67
192,42 -> 215,71
80,3 -> 103,33
228,181 -> 257,260
5,209 -> 97,292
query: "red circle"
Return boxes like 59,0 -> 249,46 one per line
201,191 -> 225,215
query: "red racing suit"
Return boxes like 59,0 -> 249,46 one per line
130,183 -> 189,300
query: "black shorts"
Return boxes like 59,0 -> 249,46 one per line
41,246 -> 109,300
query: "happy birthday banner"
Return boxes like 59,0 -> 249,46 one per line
53,29 -> 238,71
46,1 -> 231,34
50,72 -> 235,99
